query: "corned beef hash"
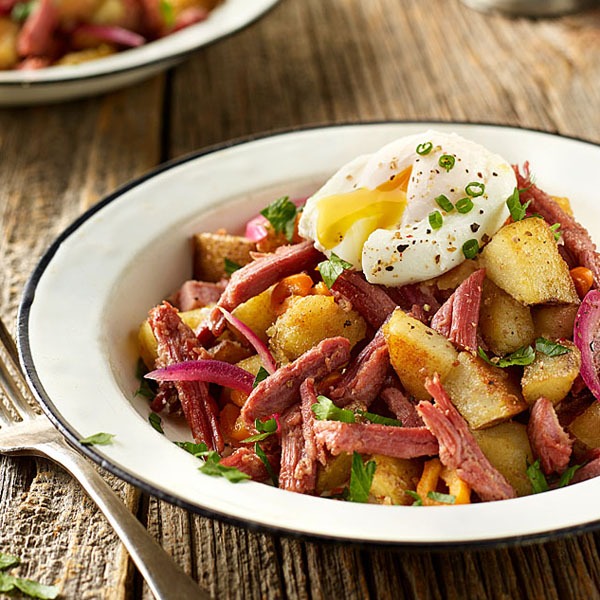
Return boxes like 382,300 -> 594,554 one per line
137,131 -> 600,506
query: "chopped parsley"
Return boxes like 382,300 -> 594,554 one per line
311,395 -> 356,423
260,196 -> 297,241
405,490 -> 423,506
242,417 -> 278,443
462,238 -> 480,259
318,253 -> 352,289
159,0 -> 175,27
526,459 -> 549,494
427,491 -> 456,504
435,194 -> 454,212
199,451 -> 251,482
174,441 -> 209,457
253,366 -> 270,388
455,197 -> 474,214
557,464 -> 583,488
0,553 -> 58,599
11,2 -> 34,22
465,181 -> 485,198
79,432 -> 116,446
224,257 -> 242,276
506,187 -> 530,222
478,345 -> 536,368
550,222 -> 562,241
149,412 -> 164,434
347,452 -> 376,503
428,210 -> 443,230
254,442 -> 278,487
535,337 -> 571,357
416,141 -> 433,155
438,154 -> 456,172
135,359 -> 156,400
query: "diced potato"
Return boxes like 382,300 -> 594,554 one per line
316,453 -> 353,495
236,354 -> 263,376
568,401 -> 600,450
481,218 -> 579,305
472,422 -> 534,497
479,279 -> 535,355
383,310 -> 458,401
551,196 -> 573,216
193,232 -> 256,282
369,455 -> 422,505
268,295 -> 366,363
232,286 -> 277,343
532,304 -> 579,340
138,307 -> 211,368
443,352 -> 527,429
56,44 -> 116,66
521,341 -> 581,405
0,18 -> 19,70
433,257 -> 482,292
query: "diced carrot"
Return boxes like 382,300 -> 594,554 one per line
230,388 -> 249,408
220,403 -> 251,443
415,458 -> 471,505
312,281 -> 332,296
270,273 -> 314,315
570,266 -> 594,299
416,458 -> 443,506
440,467 -> 471,505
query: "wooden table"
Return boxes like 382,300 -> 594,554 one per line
2,0 -> 600,598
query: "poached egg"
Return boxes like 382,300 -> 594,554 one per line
298,130 -> 517,286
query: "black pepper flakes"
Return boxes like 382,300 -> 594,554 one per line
470,223 -> 480,233
385,265 -> 394,271
396,244 -> 409,253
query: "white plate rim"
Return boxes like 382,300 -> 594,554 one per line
17,120 -> 600,549
0,0 -> 280,87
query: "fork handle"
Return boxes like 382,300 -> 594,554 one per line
37,439 -> 210,600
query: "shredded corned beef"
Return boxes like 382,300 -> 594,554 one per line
241,336 -> 351,425
148,302 -> 224,452
430,269 -> 486,353
527,397 -> 573,475
572,449 -> 600,484
328,329 -> 389,408
417,374 -> 517,501
174,280 -> 225,312
380,385 -> 424,428
515,163 -> 600,287
220,447 -> 274,482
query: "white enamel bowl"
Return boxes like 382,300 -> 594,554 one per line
18,122 -> 600,547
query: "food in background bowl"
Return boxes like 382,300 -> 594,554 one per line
0,0 -> 222,69
138,130 -> 600,506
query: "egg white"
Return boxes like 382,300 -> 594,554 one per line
298,130 -> 516,286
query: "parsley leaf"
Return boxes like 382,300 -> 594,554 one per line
318,253 -> 353,289
242,417 -> 278,442
159,0 -> 175,27
254,442 -> 278,487
526,459 -> 549,494
174,441 -> 209,457
311,396 -> 356,423
506,187 -> 530,222
199,451 -> 251,483
535,337 -> 571,357
347,452 -> 376,503
405,490 -> 423,506
11,2 -> 34,22
427,491 -> 456,504
478,345 -> 535,368
149,412 -> 164,434
558,464 -> 583,488
135,359 -> 156,400
79,432 -> 115,446
253,366 -> 269,388
0,553 -> 19,570
550,222 -> 562,241
356,410 -> 402,427
224,257 -> 242,276
260,196 -> 297,241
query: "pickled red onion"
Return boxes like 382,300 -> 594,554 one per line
74,24 -> 146,47
145,359 -> 253,393
574,289 -> 600,401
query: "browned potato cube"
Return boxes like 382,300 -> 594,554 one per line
472,422 -> 534,496
443,352 -> 527,429
383,310 -> 458,401
316,453 -> 353,495
479,279 -> 535,355
369,455 -> 422,505
433,257 -> 482,292
193,232 -> 256,282
0,18 -> 19,70
532,304 -> 579,340
568,401 -> 600,450
521,341 -> 581,406
232,286 -> 278,343
481,218 -> 579,305
268,295 -> 366,363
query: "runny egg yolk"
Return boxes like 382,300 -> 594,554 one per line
316,166 -> 411,250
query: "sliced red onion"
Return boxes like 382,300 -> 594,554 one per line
244,197 -> 307,242
574,289 -> 600,401
218,307 -> 277,374
146,359 -> 253,394
74,24 -> 146,47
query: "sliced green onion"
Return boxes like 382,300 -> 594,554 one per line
462,238 -> 479,259
455,197 -> 474,214
428,210 -> 443,230
465,181 -> 485,197
438,154 -> 455,172
416,141 -> 433,155
435,194 -> 454,212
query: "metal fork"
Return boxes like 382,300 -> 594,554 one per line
0,317 -> 209,600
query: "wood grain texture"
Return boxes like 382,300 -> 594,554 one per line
1,0 -> 600,598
